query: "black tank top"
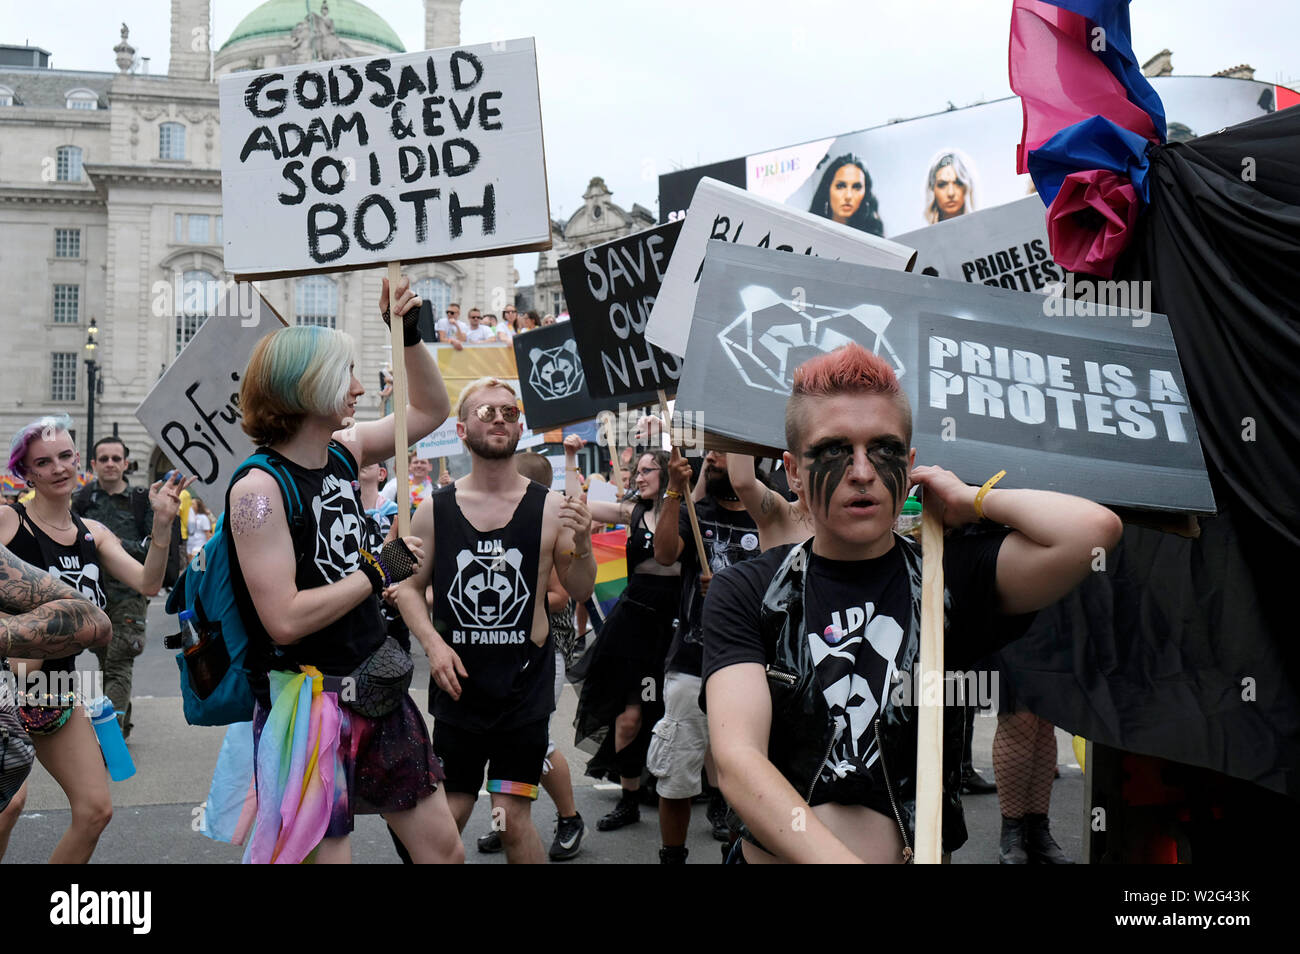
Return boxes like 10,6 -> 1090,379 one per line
429,480 -> 551,731
5,504 -> 105,675
231,441 -> 385,679
625,500 -> 657,572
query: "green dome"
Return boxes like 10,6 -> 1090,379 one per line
220,0 -> 405,53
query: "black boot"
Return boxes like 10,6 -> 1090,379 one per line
999,815 -> 1029,864
1024,813 -> 1073,864
659,844 -> 688,864
597,790 -> 641,831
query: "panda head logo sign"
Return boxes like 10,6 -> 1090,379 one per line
527,340 -> 585,400
717,285 -> 905,395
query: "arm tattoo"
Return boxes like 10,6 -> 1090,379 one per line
0,543 -> 111,658
232,494 -> 273,534
0,541 -> 82,613
759,489 -> 775,515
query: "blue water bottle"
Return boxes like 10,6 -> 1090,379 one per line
87,697 -> 136,782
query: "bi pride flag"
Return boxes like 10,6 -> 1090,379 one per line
1010,0 -> 1166,277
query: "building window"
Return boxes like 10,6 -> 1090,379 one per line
295,275 -> 338,328
215,215 -> 223,244
175,270 -> 219,354
174,213 -> 183,242
188,214 -> 210,244
51,353 -> 77,401
160,122 -> 185,160
54,228 -> 81,258
0,86 -> 14,107
56,146 -> 83,182
413,277 -> 451,327
53,284 -> 80,324
65,89 -> 98,110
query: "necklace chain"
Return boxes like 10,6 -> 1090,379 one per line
28,509 -> 74,532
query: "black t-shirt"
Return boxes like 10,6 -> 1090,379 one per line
663,499 -> 760,677
233,442 -> 385,679
702,531 -> 1020,807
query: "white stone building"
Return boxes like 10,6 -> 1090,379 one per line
530,176 -> 655,318
0,0 -> 513,478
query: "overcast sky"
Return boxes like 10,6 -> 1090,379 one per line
5,0 -> 1297,282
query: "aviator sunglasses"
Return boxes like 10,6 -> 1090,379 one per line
473,403 -> 521,423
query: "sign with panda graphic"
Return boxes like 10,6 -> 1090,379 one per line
311,473 -> 366,581
512,322 -> 659,431
446,543 -> 531,645
675,241 -> 1214,514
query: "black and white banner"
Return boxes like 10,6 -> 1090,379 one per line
674,242 -> 1214,514
511,323 -> 659,431
559,220 -> 684,398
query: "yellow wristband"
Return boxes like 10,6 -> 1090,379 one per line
973,470 -> 1006,521
664,489 -> 683,500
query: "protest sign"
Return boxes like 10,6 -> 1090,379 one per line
512,323 -> 659,432
135,286 -> 286,512
892,196 -> 1070,291
559,220 -> 684,398
219,38 -> 550,279
644,178 -> 917,359
675,242 -> 1214,513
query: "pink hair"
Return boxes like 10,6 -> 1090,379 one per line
785,344 -> 911,451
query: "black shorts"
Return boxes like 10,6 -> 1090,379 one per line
433,718 -> 549,800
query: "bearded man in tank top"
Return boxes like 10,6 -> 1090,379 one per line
393,377 -> 597,864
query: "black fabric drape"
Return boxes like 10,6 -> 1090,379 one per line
998,106 -> 1300,799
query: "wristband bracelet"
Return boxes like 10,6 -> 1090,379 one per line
664,489 -> 683,500
357,548 -> 392,595
973,470 -> 1006,521
567,549 -> 591,560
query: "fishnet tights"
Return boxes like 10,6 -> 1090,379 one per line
993,711 -> 1057,818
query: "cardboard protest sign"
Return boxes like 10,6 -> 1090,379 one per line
135,286 -> 287,512
559,220 -> 684,398
512,324 -> 659,431
675,242 -> 1214,513
219,38 -> 550,279
643,178 -> 917,359
893,196 -> 1069,291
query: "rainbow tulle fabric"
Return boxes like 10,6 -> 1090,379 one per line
243,666 -> 343,865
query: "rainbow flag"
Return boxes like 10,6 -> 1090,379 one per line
591,529 -> 628,618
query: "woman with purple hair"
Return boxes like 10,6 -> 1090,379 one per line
0,413 -> 192,862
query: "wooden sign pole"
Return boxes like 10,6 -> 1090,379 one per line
439,456 -> 449,479
914,490 -> 946,864
603,412 -> 625,494
388,261 -> 411,537
657,389 -> 710,573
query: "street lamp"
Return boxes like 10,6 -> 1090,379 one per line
84,316 -> 102,460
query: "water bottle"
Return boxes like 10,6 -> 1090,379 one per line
178,609 -> 229,700
895,495 -> 923,537
87,697 -> 136,782
178,609 -> 203,650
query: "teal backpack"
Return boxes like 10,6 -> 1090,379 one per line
166,448 -> 341,726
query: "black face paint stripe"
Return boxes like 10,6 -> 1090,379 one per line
804,444 -> 851,518
867,440 -> 908,513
